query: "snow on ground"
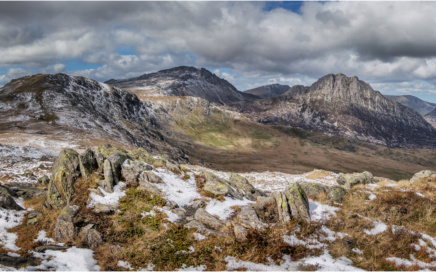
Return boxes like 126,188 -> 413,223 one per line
283,233 -> 325,250
29,247 -> 100,271
194,233 -> 207,241
363,220 -> 388,235
34,230 -> 56,244
153,168 -> 201,207
186,165 -> 339,194
0,208 -> 25,251
226,249 -> 365,271
87,182 -> 127,208
309,201 -> 340,223
178,264 -> 207,271
117,260 -> 133,270
142,206 -> 180,223
205,197 -> 254,220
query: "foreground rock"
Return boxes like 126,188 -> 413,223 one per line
410,170 -> 436,183
46,149 -> 81,209
53,205 -> 80,243
275,183 -> 310,223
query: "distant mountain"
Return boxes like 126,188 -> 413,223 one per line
106,66 -> 255,105
244,83 -> 290,99
233,73 -> 436,148
425,108 -> 436,128
385,95 -> 436,115
0,73 -> 181,156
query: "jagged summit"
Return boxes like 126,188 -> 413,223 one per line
233,73 -> 436,148
106,66 -> 254,105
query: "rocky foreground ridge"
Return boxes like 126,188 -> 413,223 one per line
232,73 -> 436,148
1,145 -> 436,270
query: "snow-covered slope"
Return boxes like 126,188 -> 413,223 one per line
0,74 -> 181,157
106,66 -> 255,105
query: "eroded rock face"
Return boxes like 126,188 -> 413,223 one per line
53,205 -> 80,243
46,149 -> 81,209
84,229 -> 103,250
100,159 -> 115,193
235,206 -> 267,231
275,183 -> 310,223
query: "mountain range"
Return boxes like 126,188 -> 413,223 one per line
385,94 -> 436,115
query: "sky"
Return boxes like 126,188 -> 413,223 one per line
1,1 -> 436,103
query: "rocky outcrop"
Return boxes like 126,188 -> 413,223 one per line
337,171 -> 378,189
234,73 -> 436,149
275,183 -> 310,223
53,205 -> 80,243
121,159 -> 153,184
46,149 -> 81,209
300,182 -> 328,199
410,170 -> 436,183
228,174 -> 265,201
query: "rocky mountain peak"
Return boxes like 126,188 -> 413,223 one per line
106,66 -> 252,105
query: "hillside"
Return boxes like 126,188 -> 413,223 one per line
385,95 -> 436,115
244,83 -> 290,99
425,108 -> 436,128
233,74 -> 436,149
106,66 -> 256,105
0,145 -> 436,270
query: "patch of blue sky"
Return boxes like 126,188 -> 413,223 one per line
64,60 -> 101,72
262,1 -> 304,14
115,45 -> 137,56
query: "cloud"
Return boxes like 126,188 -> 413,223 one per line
0,1 -> 436,101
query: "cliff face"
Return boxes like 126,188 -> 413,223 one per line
234,74 -> 436,148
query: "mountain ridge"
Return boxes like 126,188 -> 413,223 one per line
385,94 -> 436,115
244,83 -> 290,99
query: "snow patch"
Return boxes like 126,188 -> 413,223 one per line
87,182 -> 126,207
309,201 -> 340,223
29,247 -> 100,271
194,233 -> 207,241
34,230 -> 56,244
205,197 -> 254,220
364,220 -> 388,235
0,208 -> 25,251
117,260 -> 133,270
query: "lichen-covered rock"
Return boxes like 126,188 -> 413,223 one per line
95,152 -> 106,170
79,148 -> 98,178
410,170 -> 436,183
275,183 -> 310,223
0,185 -> 23,210
93,203 -> 117,214
38,175 -> 50,185
100,159 -> 115,193
194,209 -> 225,231
184,220 -> 222,237
228,173 -> 265,201
129,148 -> 165,166
235,205 -> 267,231
84,229 -> 103,250
121,159 -> 153,184
53,205 -> 80,243
140,171 -> 162,184
203,180 -> 230,197
27,211 -> 43,225
300,182 -> 328,199
327,186 -> 347,203
337,171 -> 377,189
137,180 -> 162,196
108,152 -> 130,183
46,149 -> 81,209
